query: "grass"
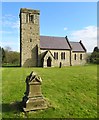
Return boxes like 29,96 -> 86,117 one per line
2,64 -> 97,118
2,63 -> 20,67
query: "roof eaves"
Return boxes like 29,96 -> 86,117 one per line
72,50 -> 86,52
40,48 -> 70,50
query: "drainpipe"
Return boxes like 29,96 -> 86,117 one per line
65,36 -> 72,66
70,50 -> 72,66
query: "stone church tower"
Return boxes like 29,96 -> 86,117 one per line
20,8 -> 41,67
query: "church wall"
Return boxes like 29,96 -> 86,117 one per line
40,49 -> 71,67
71,52 -> 86,66
20,8 -> 87,68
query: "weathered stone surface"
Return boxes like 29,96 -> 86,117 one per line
20,8 -> 87,67
71,52 -> 86,66
20,8 -> 40,67
22,71 -> 47,112
20,8 -> 40,15
41,49 -> 71,67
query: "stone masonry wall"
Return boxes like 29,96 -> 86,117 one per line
20,8 -> 40,67
20,8 -> 87,67
40,49 -> 71,67
71,52 -> 86,66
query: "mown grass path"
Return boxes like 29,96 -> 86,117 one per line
2,65 -> 97,118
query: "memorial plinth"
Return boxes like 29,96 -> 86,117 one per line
22,71 -> 47,112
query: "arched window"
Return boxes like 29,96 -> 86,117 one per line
29,14 -> 34,23
80,54 -> 82,60
74,54 -> 76,60
54,52 -> 58,60
61,52 -> 65,60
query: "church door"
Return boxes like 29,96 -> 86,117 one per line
47,57 -> 51,67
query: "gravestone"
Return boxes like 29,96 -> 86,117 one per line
22,71 -> 47,112
59,62 -> 62,68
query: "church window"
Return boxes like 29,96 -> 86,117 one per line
74,54 -> 76,60
61,52 -> 65,60
54,52 -> 58,60
29,14 -> 34,23
80,54 -> 82,60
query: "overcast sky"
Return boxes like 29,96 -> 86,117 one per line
1,2 -> 97,52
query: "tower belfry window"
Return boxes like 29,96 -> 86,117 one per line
29,14 -> 34,23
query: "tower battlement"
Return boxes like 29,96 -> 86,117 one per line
20,8 -> 40,14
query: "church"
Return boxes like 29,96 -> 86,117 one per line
20,8 -> 87,67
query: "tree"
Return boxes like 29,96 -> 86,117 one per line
86,53 -> 91,63
2,48 -> 5,63
0,47 -> 1,66
0,46 -> 6,64
90,46 -> 99,64
93,47 -> 99,52
4,51 -> 20,65
1,46 -> 20,66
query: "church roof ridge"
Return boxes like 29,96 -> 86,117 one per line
40,35 -> 86,52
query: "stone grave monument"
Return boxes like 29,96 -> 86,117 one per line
22,71 -> 47,111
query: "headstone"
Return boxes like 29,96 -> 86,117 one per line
59,62 -> 62,68
22,71 -> 47,112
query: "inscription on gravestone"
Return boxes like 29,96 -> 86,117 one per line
22,71 -> 47,111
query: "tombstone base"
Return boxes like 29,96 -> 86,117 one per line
22,96 -> 47,112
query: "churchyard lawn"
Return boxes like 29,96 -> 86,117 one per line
2,64 -> 97,118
